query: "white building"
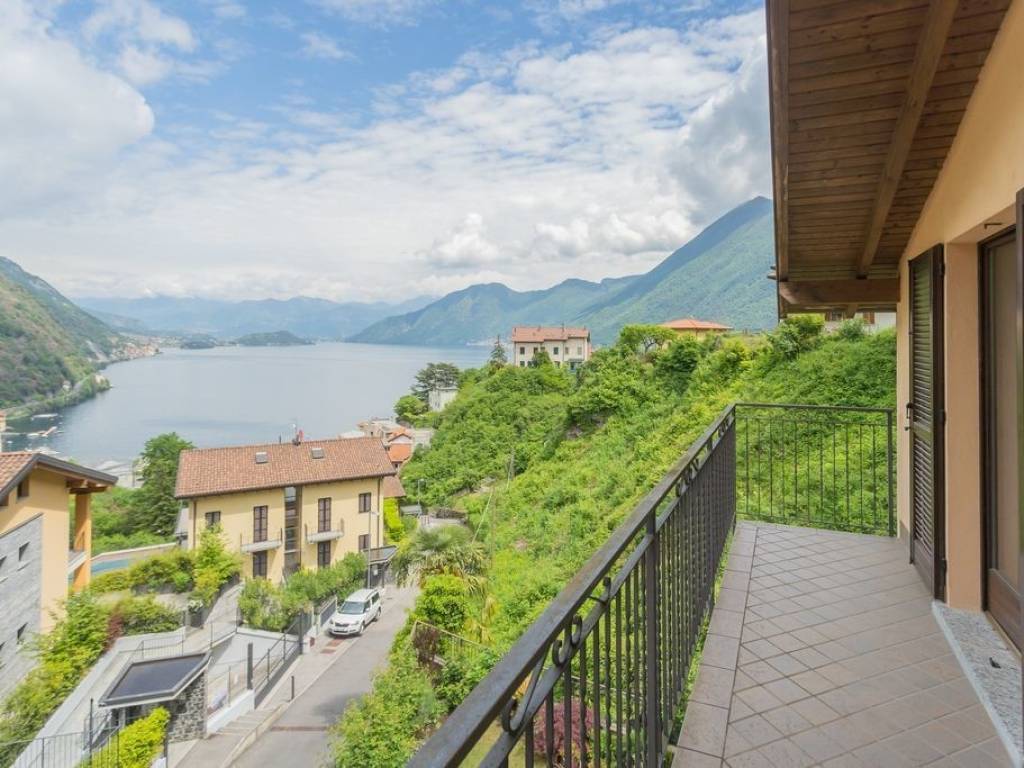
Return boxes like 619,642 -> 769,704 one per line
511,326 -> 591,371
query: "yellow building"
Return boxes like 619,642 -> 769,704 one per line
0,452 -> 114,691
511,326 -> 591,370
175,437 -> 396,582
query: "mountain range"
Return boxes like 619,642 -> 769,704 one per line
75,294 -> 435,341
352,196 -> 776,345
0,257 -> 130,409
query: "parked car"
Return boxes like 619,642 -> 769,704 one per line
328,588 -> 382,636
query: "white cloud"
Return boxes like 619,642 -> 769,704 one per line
0,0 -> 154,212
299,31 -> 352,61
0,4 -> 772,302
84,0 -> 195,50
313,0 -> 436,25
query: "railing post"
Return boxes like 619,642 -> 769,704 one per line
88,698 -> 94,758
886,409 -> 895,537
644,508 -> 659,765
246,643 -> 254,689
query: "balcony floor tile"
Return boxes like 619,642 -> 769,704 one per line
677,522 -> 1014,767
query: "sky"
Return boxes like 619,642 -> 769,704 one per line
0,0 -> 771,304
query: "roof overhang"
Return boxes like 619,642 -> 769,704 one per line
766,0 -> 1011,316
0,453 -> 116,500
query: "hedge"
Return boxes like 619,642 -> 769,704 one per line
79,707 -> 169,768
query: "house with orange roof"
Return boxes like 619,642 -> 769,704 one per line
511,326 -> 591,370
660,317 -> 733,338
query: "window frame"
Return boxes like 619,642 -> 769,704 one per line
358,492 -> 372,513
358,533 -> 370,551
317,540 -> 331,568
205,511 -> 221,528
318,498 -> 332,532
252,551 -> 268,578
253,505 -> 269,542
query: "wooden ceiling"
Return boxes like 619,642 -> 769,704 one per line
767,0 -> 1011,313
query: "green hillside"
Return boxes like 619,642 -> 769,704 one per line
0,257 -> 124,409
333,321 -> 896,765
350,197 -> 776,347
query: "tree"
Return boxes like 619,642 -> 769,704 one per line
394,394 -> 426,423
129,432 -> 194,537
392,526 -> 487,592
531,347 -> 552,367
617,324 -> 677,356
412,362 -> 460,403
488,338 -> 508,367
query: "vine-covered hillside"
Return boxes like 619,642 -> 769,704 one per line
332,318 -> 896,766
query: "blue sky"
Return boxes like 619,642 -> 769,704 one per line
1,0 -> 770,302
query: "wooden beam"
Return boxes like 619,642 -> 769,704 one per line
768,0 -> 790,281
857,0 -> 958,277
778,278 -> 900,308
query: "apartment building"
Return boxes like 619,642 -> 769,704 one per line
0,452 -> 115,693
511,326 -> 591,370
175,437 -> 396,582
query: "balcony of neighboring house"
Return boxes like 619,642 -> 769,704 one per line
240,528 -> 283,554
409,403 -> 1018,767
306,519 -> 345,544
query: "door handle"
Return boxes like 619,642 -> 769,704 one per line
904,402 -> 913,431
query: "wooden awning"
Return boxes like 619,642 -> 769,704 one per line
767,0 -> 1011,314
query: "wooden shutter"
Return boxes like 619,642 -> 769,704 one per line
909,245 -> 945,600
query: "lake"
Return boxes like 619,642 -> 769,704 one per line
3,343 -> 490,470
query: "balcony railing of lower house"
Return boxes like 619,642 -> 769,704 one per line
240,528 -> 283,553
409,402 -> 894,767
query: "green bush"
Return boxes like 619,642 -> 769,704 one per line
190,527 -> 241,608
383,498 -> 404,543
414,575 -> 470,635
767,314 -> 824,360
331,645 -> 441,768
238,578 -> 292,632
90,569 -> 134,594
836,317 -> 866,340
114,597 -> 181,635
80,707 -> 169,768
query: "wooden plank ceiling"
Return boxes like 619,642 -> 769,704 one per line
768,0 -> 1011,314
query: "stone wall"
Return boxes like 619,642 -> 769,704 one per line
165,674 -> 207,742
0,515 -> 42,699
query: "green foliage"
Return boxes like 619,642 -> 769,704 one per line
488,339 -> 508,367
0,592 -> 112,758
392,526 -> 487,590
766,314 -> 824,361
654,335 -> 706,390
89,486 -> 171,555
566,348 -> 655,428
191,526 -> 241,606
836,317 -> 866,340
80,707 -> 169,768
617,324 -> 677,355
412,362 -> 460,403
331,644 -> 442,768
394,394 -> 426,423
130,433 -> 194,537
239,554 -> 366,631
127,549 -> 195,591
531,347 -> 552,367
434,650 -> 499,713
414,575 -> 471,635
113,596 -> 181,635
383,498 -> 404,543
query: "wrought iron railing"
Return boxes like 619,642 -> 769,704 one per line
409,402 -> 895,766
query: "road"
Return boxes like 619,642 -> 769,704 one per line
232,585 -> 418,768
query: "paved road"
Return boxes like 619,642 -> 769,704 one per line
232,585 -> 418,768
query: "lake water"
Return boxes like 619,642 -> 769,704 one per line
4,343 -> 489,469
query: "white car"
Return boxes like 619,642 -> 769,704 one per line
328,588 -> 382,636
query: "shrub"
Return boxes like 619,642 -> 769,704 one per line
836,317 -> 866,340
331,646 -> 441,768
114,597 -> 181,635
654,335 -> 705,389
80,707 -> 169,768
90,569 -> 134,594
414,575 -> 470,635
190,527 -> 241,608
130,550 -> 195,592
383,498 -> 404,543
238,579 -> 292,632
767,314 -> 824,360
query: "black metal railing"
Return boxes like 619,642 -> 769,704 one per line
409,401 -> 895,766
0,722 -> 167,768
735,403 -> 894,536
250,613 -> 305,706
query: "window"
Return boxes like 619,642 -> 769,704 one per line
0,556 -> 5,572
358,534 -> 370,552
16,624 -> 27,645
519,361 -> 525,367
358,493 -> 372,513
253,506 -> 268,542
533,346 -> 538,353
553,347 -> 559,356
16,479 -> 29,499
205,511 -> 221,528
519,346 -> 525,355
825,310 -> 845,322
0,493 -> 7,508
252,551 -> 268,578
318,498 -> 331,532
18,543 -> 29,564
317,541 -> 331,568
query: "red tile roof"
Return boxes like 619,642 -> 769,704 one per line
175,437 -> 395,499
511,326 -> 590,342
661,318 -> 732,332
1,451 -> 116,499
382,475 -> 406,498
386,443 -> 413,464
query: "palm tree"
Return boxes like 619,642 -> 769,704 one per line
392,525 -> 487,592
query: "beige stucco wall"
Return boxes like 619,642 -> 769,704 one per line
896,0 -> 1024,609
514,336 -> 590,368
0,469 -> 74,632
189,477 -> 383,582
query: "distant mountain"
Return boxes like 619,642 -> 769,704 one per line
351,197 -> 776,346
0,257 -> 127,408
74,294 -> 435,341
350,276 -> 637,346
235,330 -> 312,347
